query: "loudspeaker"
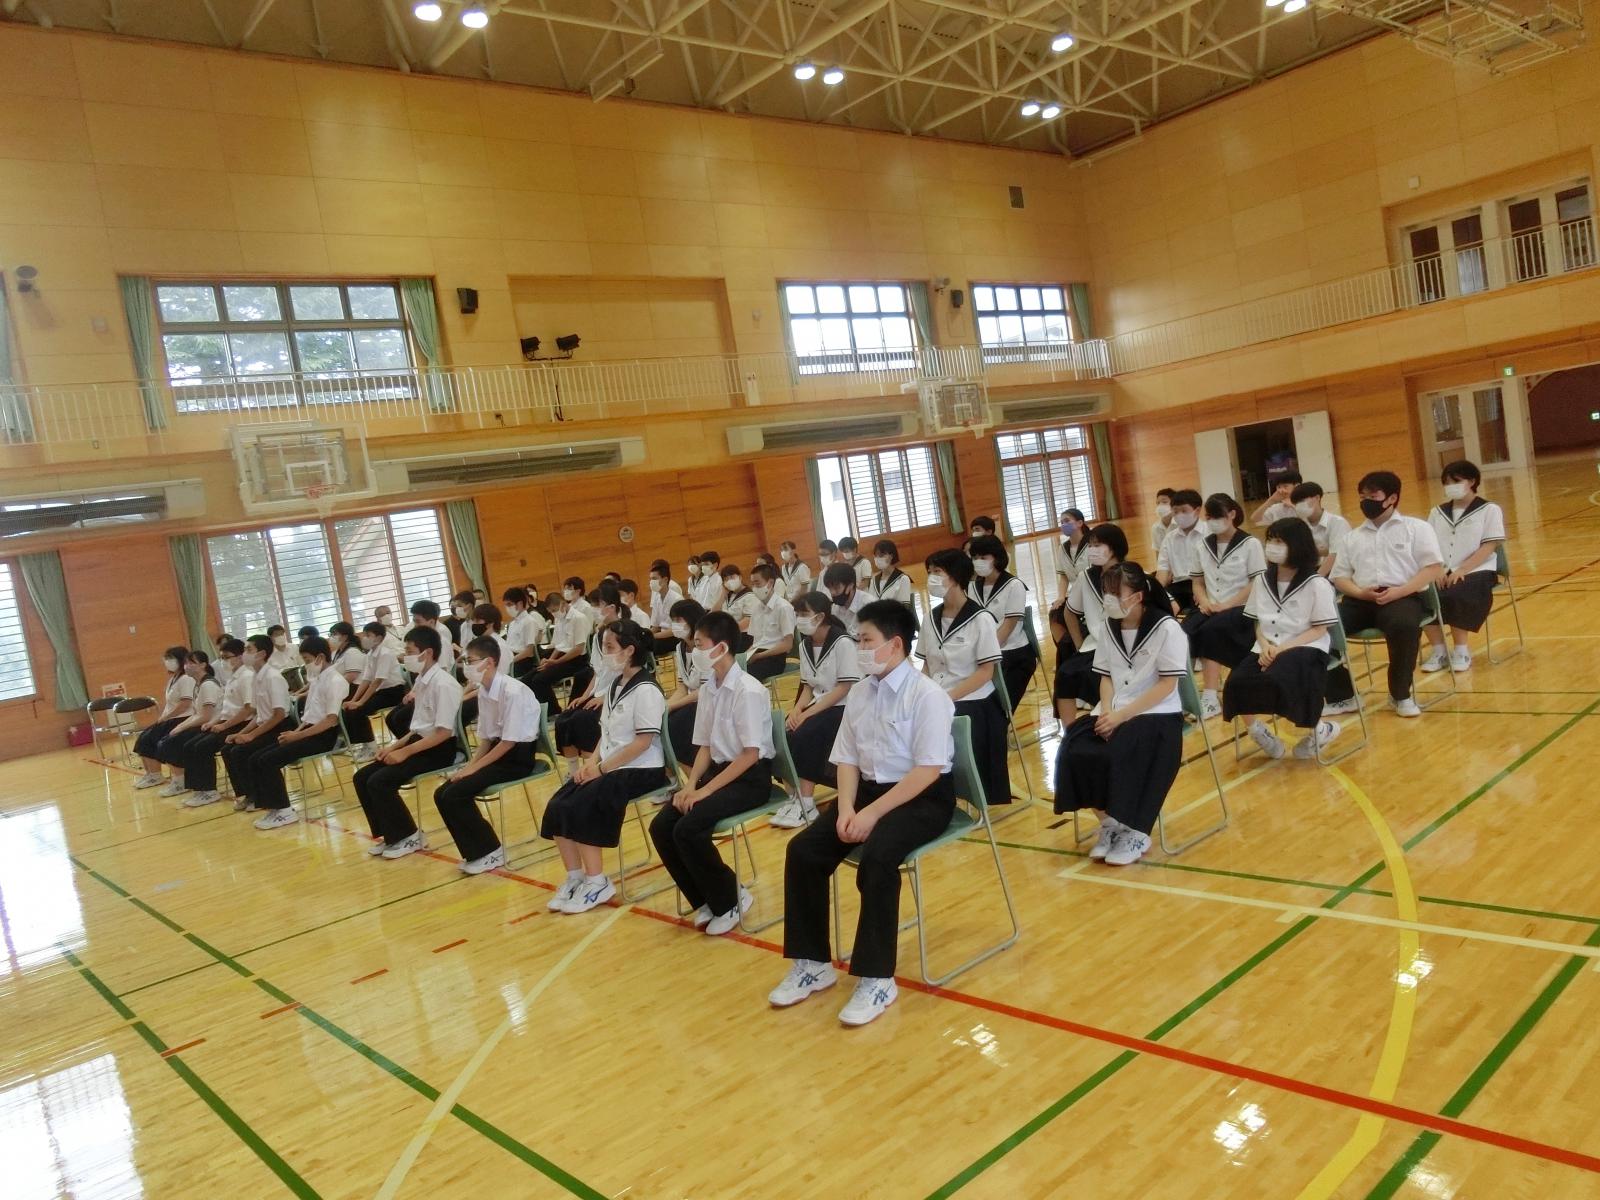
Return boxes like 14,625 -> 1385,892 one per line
950,288 -> 965,309
456,287 -> 479,315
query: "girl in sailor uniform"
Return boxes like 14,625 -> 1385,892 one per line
1183,493 -> 1266,718
132,646 -> 197,789
865,539 -> 914,606
778,540 -> 813,603
771,591 -> 861,829
967,533 -> 1039,716
1423,459 -> 1506,674
1054,564 -> 1189,866
1055,524 -> 1128,710
664,598 -> 707,770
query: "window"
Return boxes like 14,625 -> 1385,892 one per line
781,281 -> 916,375
996,425 -> 1098,538
0,563 -> 37,700
816,446 -> 941,539
207,508 -> 448,637
154,280 -> 414,413
972,283 -> 1074,363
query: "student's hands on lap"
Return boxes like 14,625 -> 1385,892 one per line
1094,708 -> 1126,738
671,787 -> 700,812
786,707 -> 809,731
574,760 -> 601,785
841,806 -> 878,842
1258,644 -> 1278,668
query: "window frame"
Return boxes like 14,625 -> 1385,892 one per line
971,281 -> 1076,364
779,279 -> 919,376
817,443 -> 943,540
152,278 -> 416,414
994,423 -> 1102,538
0,561 -> 39,703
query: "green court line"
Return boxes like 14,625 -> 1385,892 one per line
76,806 -> 242,854
59,943 -> 322,1199
67,858 -> 607,1199
1364,923 -> 1600,1198
930,696 -> 1600,1196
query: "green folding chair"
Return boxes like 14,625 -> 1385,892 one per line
1015,604 -> 1053,748
474,702 -> 563,864
1346,583 -> 1456,711
611,713 -> 682,902
289,707 -> 355,816
397,711 -> 472,838
1482,543 -> 1525,664
829,715 -> 1020,986
1231,624 -> 1369,767
989,663 -> 1036,812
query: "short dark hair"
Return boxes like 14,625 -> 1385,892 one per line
297,625 -> 318,640
1156,487 -> 1176,501
1203,493 -> 1244,524
858,599 -> 917,655
925,548 -> 974,589
451,589 -> 476,606
404,625 -> 442,659
751,561 -> 778,584
472,603 -> 502,629
871,538 -> 898,562
465,634 -> 502,664
502,586 -> 529,606
822,562 -> 857,590
329,621 -> 355,640
970,515 -> 997,534
695,610 -> 739,652
410,599 -> 440,620
1441,459 -> 1481,487
1170,489 -> 1203,509
649,559 -> 670,577
1289,482 -> 1324,503
719,563 -> 743,580
266,624 -> 285,636
218,637 -> 245,656
563,576 -> 586,592
818,539 -> 838,554
603,572 -> 622,583
1358,470 -> 1402,497
299,635 -> 332,661
838,536 -> 858,553
669,598 -> 705,631
1269,469 -> 1303,488
967,534 -> 1009,571
1266,517 -> 1319,574
1087,522 -> 1129,561
246,634 -> 273,656
793,590 -> 845,630
603,618 -> 653,670
618,578 -> 640,597
361,621 -> 386,638
699,549 -> 720,565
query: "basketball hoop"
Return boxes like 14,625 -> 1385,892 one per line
305,482 -> 336,517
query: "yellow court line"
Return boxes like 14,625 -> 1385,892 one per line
373,902 -> 628,1200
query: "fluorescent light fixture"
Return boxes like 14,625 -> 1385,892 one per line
1020,100 -> 1041,117
821,65 -> 845,85
413,1 -> 443,18
461,4 -> 489,28
1050,32 -> 1075,52
1283,0 -> 1306,10
794,61 -> 817,80
1040,103 -> 1062,119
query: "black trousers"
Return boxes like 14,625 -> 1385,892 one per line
154,724 -> 207,769
1326,594 -> 1425,702
385,703 -> 414,739
553,705 -> 602,753
667,700 -> 698,767
999,645 -> 1039,712
651,633 -> 679,657
1167,578 -> 1195,614
135,717 -> 183,760
783,774 -> 956,979
248,727 -> 341,811
182,727 -> 241,792
221,724 -> 290,802
527,658 -> 593,714
353,741 -> 460,844
344,684 -> 406,744
433,742 -> 537,862
746,652 -> 788,683
649,760 -> 774,916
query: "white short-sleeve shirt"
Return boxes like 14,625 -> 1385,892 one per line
250,666 -> 290,728
1055,537 -> 1091,585
161,672 -> 197,718
779,560 -> 812,601
300,665 -> 351,726
748,592 -> 796,651
851,557 -> 873,585
599,673 -> 666,769
673,641 -> 706,694
1306,510 -> 1353,560
1067,567 -> 1111,654
1257,500 -> 1297,526
1091,612 -> 1190,714
973,573 -> 1029,651
1243,571 -> 1339,654
867,570 -> 913,606
332,645 -> 367,682
409,664 -> 464,737
217,665 -> 255,722
193,677 -> 223,713
1157,526 -> 1206,581
1332,514 -> 1444,590
1428,498 -> 1506,575
649,582 -> 684,629
1194,533 -> 1267,603
505,609 -> 546,654
831,660 -> 955,782
916,600 -> 1001,700
477,670 -> 541,744
1149,520 -> 1173,558
799,629 -> 860,705
553,607 -> 594,655
831,588 -> 870,635
693,573 -> 724,609
267,644 -> 297,671
691,663 -> 775,763
723,587 -> 762,627
359,643 -> 406,689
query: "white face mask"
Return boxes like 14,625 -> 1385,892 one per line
271,635 -> 288,648
874,555 -> 892,570
857,642 -> 891,677
670,621 -> 690,640
1263,541 -> 1288,564
1443,481 -> 1470,500
724,576 -> 742,593
780,548 -> 793,562
1294,500 -> 1319,520
453,605 -> 470,619
360,637 -> 378,652
819,553 -> 833,566
305,661 -> 323,679
244,650 -> 264,669
462,660 -> 485,686
687,564 -> 700,578
690,644 -> 725,674
603,651 -> 628,673
650,578 -> 665,593
563,589 -> 578,603
1156,503 -> 1172,519
1102,593 -> 1130,620
402,653 -> 424,673
926,573 -> 948,598
1205,517 -> 1229,535
753,584 -> 773,602
163,657 -> 178,671
1174,511 -> 1198,530
972,557 -> 995,578
796,615 -> 821,635
1086,545 -> 1111,566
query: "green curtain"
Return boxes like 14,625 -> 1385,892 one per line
169,534 -> 213,652
935,440 -> 963,534
446,498 -> 486,591
400,277 -> 451,412
118,276 -> 167,431
801,458 -> 827,542
908,281 -> 937,374
0,280 -> 35,442
1067,282 -> 1095,340
1091,422 -> 1121,521
17,550 -> 89,710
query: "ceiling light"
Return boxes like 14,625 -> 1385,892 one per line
1282,0 -> 1306,9
1050,32 -> 1075,52
1040,103 -> 1062,119
460,5 -> 489,28
793,61 -> 817,80
413,1 -> 443,18
821,66 -> 845,85
1020,100 -> 1041,117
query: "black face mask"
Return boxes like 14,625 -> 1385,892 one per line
1359,497 -> 1390,521
470,622 -> 486,637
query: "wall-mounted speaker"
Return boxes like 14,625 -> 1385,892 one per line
950,288 -> 965,309
456,287 -> 479,315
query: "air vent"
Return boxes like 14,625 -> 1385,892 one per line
1009,185 -> 1025,209
0,480 -> 205,539
992,394 -> 1110,427
726,412 -> 917,455
387,439 -> 645,489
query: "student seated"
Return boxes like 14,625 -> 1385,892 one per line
542,620 -> 670,912
1249,470 -> 1303,528
1054,507 -> 1091,605
1149,488 -> 1176,558
695,550 -> 725,610
384,600 -> 456,737
151,652 -> 221,797
343,621 -> 408,762
132,646 -> 196,789
178,639 -> 253,808
865,538 -> 913,605
838,536 -> 872,586
772,591 -> 860,830
327,622 -> 367,690
1057,524 -> 1127,710
1155,489 -> 1204,612
815,539 -> 838,580
1222,518 -> 1342,759
744,562 -> 797,682
524,580 -> 597,715
769,599 -> 957,1027
432,635 -> 544,876
1184,493 -> 1266,717
646,559 -> 685,656
459,602 -> 512,728
1054,564 -> 1189,866
917,549 -> 1011,808
242,636 -> 350,830
266,625 -> 297,671
503,586 -> 549,680
373,606 -> 404,653
1287,482 -> 1351,575
718,563 -> 760,651
221,636 -> 292,813
648,611 -> 775,937
552,586 -> 625,760
354,625 -> 464,858
778,540 -> 812,603
823,562 -> 869,635
1423,459 -> 1505,674
1322,471 -> 1445,718
968,534 -> 1037,715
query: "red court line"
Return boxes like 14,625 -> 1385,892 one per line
307,815 -> 1600,1175
259,1001 -> 302,1020
432,938 -> 467,954
159,1037 -> 207,1058
506,911 -> 543,925
350,969 -> 389,985
85,756 -> 143,776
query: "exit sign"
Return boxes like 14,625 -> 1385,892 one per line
1502,365 -> 1515,377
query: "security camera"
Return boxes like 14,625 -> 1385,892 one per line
15,265 -> 38,294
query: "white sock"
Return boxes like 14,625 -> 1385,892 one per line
584,873 -> 607,885
1203,689 -> 1218,703
566,867 -> 584,881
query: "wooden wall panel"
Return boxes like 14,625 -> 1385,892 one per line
62,535 -> 187,707
755,455 -> 817,552
953,433 -> 1003,535
0,569 -> 77,762
477,483 -> 556,596
682,466 -> 765,571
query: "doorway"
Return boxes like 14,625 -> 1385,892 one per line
1526,363 -> 1600,455
1418,379 -> 1531,474
1231,418 -> 1297,503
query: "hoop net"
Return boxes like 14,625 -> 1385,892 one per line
305,482 -> 337,517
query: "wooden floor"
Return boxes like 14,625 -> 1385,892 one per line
6,455 -> 1600,1200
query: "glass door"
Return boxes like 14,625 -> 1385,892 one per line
1425,392 -> 1466,473
1473,386 -> 1511,467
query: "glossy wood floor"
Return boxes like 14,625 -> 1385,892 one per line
6,455 -> 1600,1200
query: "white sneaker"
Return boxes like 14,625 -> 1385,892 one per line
1104,828 -> 1152,866
1200,693 -> 1222,719
704,887 -> 754,936
1322,697 -> 1360,717
184,790 -> 221,808
158,779 -> 188,797
768,798 -> 805,828
1391,697 -> 1422,718
232,795 -> 254,812
460,847 -> 506,876
1293,720 -> 1342,760
548,873 -> 584,910
380,831 -> 425,859
349,743 -> 377,763
769,960 -> 838,1007
133,773 -> 163,789
838,977 -> 898,1026
690,904 -> 714,929
559,876 -> 617,913
1419,648 -> 1448,673
1088,818 -> 1122,861
367,837 -> 388,856
1248,720 -> 1285,759
1450,648 -> 1472,673
252,808 -> 298,830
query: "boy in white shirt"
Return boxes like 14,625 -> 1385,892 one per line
647,559 -> 685,655
1249,470 -> 1302,528
247,635 -> 350,830
823,562 -> 869,635
179,638 -> 254,808
1155,489 -> 1205,612
526,579 -> 597,713
1288,482 -> 1352,575
744,561 -> 796,682
221,635 -> 291,814
1149,488 -> 1176,557
502,586 -> 549,680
